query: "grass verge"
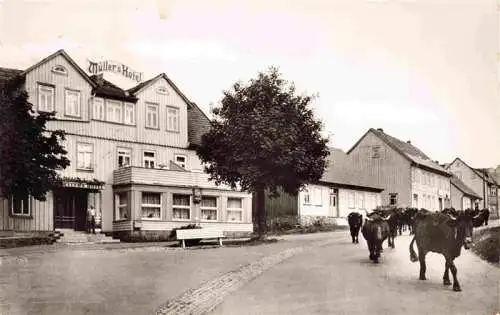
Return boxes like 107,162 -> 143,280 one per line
471,226 -> 499,265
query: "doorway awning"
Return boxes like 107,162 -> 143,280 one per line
61,177 -> 105,191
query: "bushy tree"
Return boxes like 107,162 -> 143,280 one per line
196,67 -> 330,237
0,79 -> 70,201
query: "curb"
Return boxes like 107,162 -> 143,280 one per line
152,238 -> 335,315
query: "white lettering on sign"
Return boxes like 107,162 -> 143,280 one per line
88,60 -> 143,83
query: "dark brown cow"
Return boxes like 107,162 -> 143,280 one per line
409,211 -> 473,292
472,209 -> 490,227
347,212 -> 363,243
362,213 -> 391,263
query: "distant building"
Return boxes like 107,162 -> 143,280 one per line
449,175 -> 482,210
0,49 -> 253,241
346,128 -> 452,211
446,158 -> 499,216
258,147 -> 384,226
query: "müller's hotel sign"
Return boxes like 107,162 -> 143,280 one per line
88,60 -> 143,82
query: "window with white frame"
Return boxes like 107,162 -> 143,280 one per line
166,106 -> 179,132
143,151 -> 155,168
141,192 -> 161,219
156,86 -> 169,95
93,98 -> 105,120
77,143 -> 93,170
10,193 -> 30,216
38,84 -> 54,112
124,103 -> 135,125
52,65 -> 67,75
201,196 -> 217,221
65,89 -> 80,117
146,103 -> 159,128
172,194 -> 190,220
174,155 -> 187,169
347,192 -> 355,209
227,197 -> 243,222
303,188 -> 310,204
117,148 -> 132,168
115,192 -> 129,220
358,192 -> 365,209
107,100 -> 122,123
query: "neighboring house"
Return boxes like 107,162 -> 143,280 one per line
449,175 -> 482,210
0,49 -> 253,241
346,128 -> 452,211
446,158 -> 499,216
259,147 -> 384,226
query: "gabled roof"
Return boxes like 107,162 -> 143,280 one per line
90,74 -> 138,103
320,147 -> 384,192
187,102 -> 211,148
450,174 -> 482,199
128,73 -> 193,109
446,157 -> 497,185
474,168 -> 498,186
347,128 -> 450,177
23,49 -> 96,88
128,72 -> 212,147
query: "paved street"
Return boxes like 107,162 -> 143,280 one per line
0,229 -> 498,315
214,232 -> 500,315
0,233 -> 337,315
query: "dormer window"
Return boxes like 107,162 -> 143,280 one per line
156,86 -> 169,95
52,65 -> 67,75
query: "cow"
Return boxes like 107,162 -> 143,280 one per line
367,208 -> 399,248
347,212 -> 363,243
362,213 -> 391,263
472,209 -> 490,227
403,208 -> 419,235
409,211 -> 474,292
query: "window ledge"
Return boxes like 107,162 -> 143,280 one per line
9,214 -> 33,219
77,168 -> 94,173
172,219 -> 192,222
141,218 -> 162,221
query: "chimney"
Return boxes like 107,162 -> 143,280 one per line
377,128 -> 384,133
406,140 -> 411,144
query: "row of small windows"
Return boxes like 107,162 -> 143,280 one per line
302,187 -> 378,210
115,192 -> 244,222
413,169 -> 448,190
76,142 -> 188,171
37,83 -> 180,132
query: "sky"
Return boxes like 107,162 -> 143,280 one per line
0,0 -> 498,167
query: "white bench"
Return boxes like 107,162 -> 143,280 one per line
175,228 -> 225,248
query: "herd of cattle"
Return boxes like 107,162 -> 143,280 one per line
347,207 -> 491,292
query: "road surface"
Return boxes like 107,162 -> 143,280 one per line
213,233 -> 500,315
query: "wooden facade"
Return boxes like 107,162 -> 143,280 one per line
0,193 -> 54,232
347,129 -> 451,210
348,131 -> 412,207
447,158 -> 494,209
0,49 -> 253,237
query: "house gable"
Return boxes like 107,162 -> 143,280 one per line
446,158 -> 484,200
23,49 -> 96,88
346,129 -> 412,207
23,51 -> 94,121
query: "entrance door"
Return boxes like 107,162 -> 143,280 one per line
329,188 -> 339,217
438,198 -> 443,211
54,189 -> 89,231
